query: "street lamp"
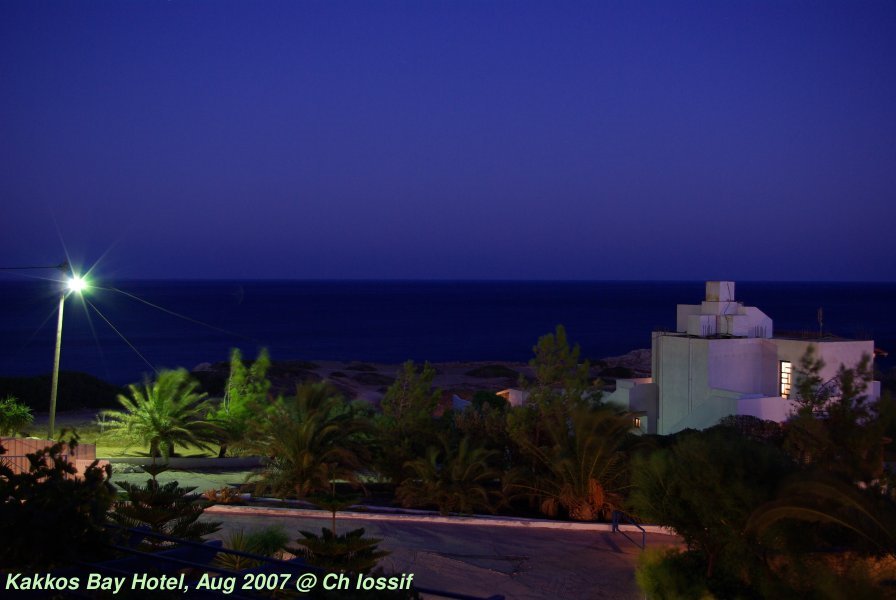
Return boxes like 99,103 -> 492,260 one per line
67,275 -> 87,294
48,271 -> 88,438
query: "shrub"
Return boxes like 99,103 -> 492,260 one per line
289,527 -> 388,573
397,437 -> 500,515
216,526 -> 289,570
510,405 -> 632,521
0,395 -> 34,435
636,548 -> 716,600
0,437 -> 115,568
202,486 -> 243,504
629,428 -> 791,580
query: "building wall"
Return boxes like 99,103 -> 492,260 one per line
605,378 -> 657,434
653,335 -> 772,434
738,395 -> 799,421
652,334 -> 877,434
706,337 -> 778,397
639,282 -> 878,435
654,335 -> 710,434
773,339 -> 874,395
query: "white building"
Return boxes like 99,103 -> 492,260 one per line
607,281 -> 881,435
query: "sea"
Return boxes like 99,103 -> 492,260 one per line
1,280 -> 894,385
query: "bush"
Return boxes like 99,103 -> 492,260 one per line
202,486 -> 243,505
0,395 -> 34,435
0,437 -> 115,568
636,547 -> 759,599
628,428 -> 792,581
396,437 -> 500,515
216,526 -> 289,570
636,548 -> 716,600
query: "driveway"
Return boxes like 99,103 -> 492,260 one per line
203,509 -> 681,600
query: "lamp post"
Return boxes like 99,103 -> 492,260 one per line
48,273 -> 87,438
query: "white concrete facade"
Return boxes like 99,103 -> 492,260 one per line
608,281 -> 878,435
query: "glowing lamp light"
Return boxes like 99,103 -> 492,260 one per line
67,275 -> 87,293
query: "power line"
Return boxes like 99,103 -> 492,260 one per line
0,262 -> 69,271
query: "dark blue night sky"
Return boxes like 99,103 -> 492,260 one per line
2,1 -> 894,280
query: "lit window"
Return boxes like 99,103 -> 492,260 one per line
780,361 -> 792,398
633,417 -> 642,429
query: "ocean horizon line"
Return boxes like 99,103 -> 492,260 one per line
5,277 -> 896,285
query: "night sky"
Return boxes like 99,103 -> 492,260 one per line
2,1 -> 895,281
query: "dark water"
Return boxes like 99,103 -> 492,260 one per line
1,280 -> 894,385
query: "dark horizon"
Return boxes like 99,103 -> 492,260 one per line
6,273 -> 896,285
2,279 -> 894,386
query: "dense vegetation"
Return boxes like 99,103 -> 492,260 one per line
630,350 -> 896,598
0,437 -> 116,568
3,326 -> 894,597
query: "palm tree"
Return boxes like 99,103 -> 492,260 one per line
511,405 -> 632,521
102,369 -> 218,460
397,436 -> 500,515
244,382 -> 370,500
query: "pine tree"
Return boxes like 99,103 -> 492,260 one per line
375,361 -> 442,483
209,348 -> 272,457
109,464 -> 221,549
289,527 -> 388,573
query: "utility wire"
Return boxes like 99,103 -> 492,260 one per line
86,299 -> 159,376
0,263 -> 67,270
101,285 -> 260,344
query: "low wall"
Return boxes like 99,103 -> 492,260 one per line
1,437 -> 108,478
104,456 -> 263,470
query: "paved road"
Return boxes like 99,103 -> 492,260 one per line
204,511 -> 681,600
